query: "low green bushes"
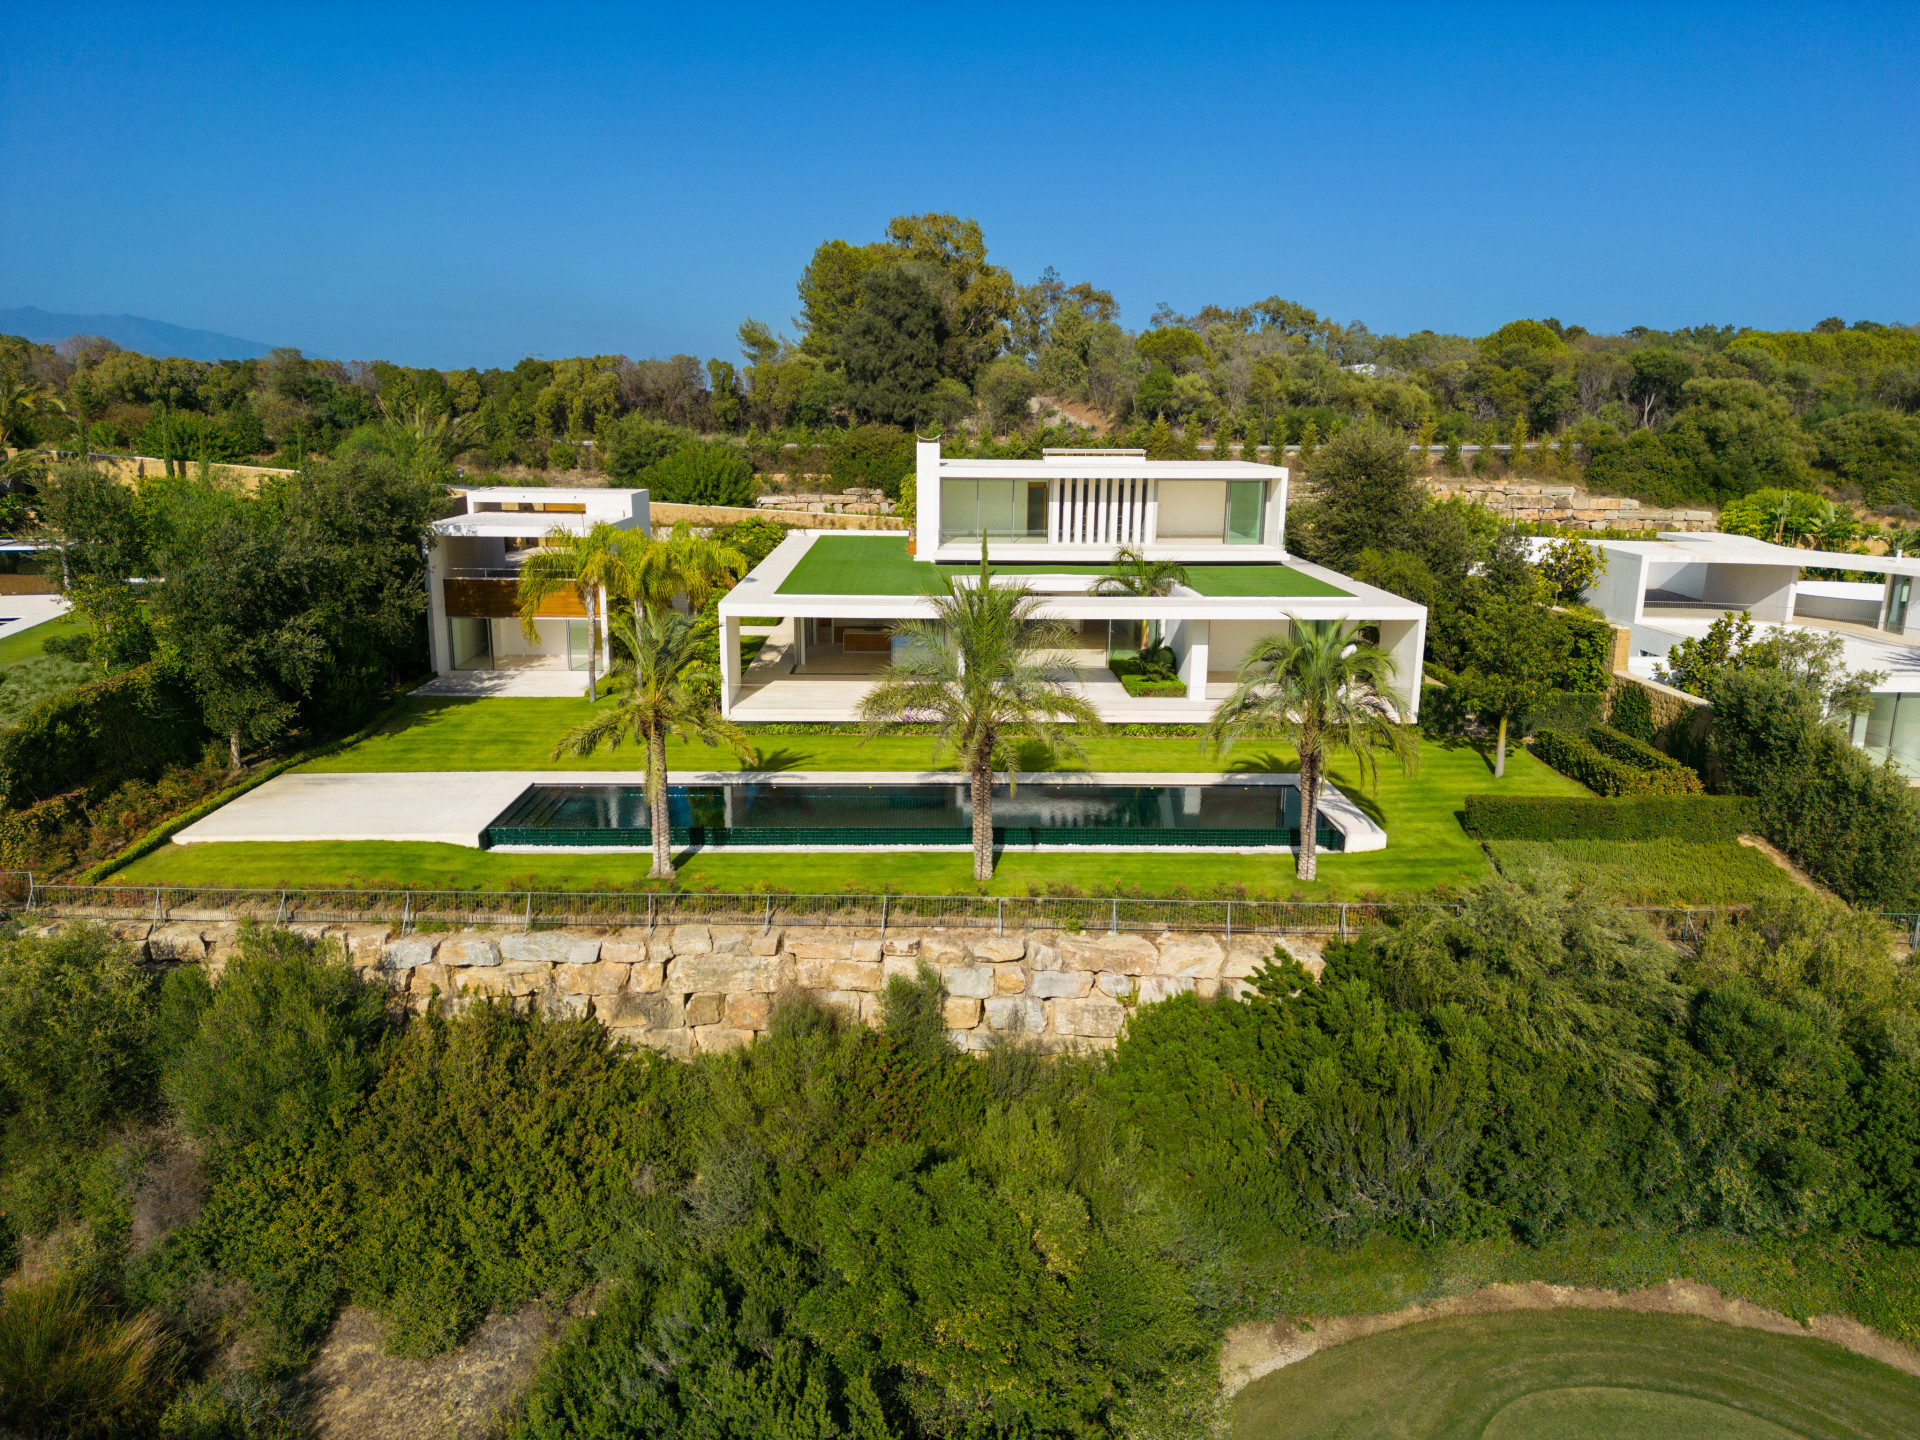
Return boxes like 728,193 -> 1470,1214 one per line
0,661 -> 210,809
1531,723 -> 1704,796
1108,654 -> 1186,698
1463,793 -> 1752,841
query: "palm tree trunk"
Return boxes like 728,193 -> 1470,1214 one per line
1296,748 -> 1320,883
970,760 -> 994,883
647,727 -> 674,881
229,730 -> 242,772
1494,714 -> 1508,779
583,587 -> 599,701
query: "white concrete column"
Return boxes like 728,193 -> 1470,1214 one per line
426,542 -> 449,674
914,438 -> 941,555
720,613 -> 742,719
1377,617 -> 1426,723
597,583 -> 612,674
1146,479 -> 1160,545
1179,619 -> 1210,710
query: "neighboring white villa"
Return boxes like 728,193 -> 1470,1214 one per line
715,441 -> 1428,723
1580,530 -> 1920,777
422,486 -> 650,696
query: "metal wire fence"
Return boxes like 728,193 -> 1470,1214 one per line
5,871 -> 1916,945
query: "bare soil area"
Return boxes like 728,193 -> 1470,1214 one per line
1217,1278 -> 1920,1395
1737,833 -> 1848,904
305,1304 -> 579,1440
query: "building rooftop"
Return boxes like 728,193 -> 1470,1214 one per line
769,534 -> 1350,598
1604,531 -> 1920,578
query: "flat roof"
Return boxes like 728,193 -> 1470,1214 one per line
448,486 -> 645,504
934,457 -> 1284,480
431,514 -> 645,538
769,534 -> 1348,598
1602,532 -> 1920,578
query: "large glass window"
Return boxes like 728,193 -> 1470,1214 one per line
939,480 -> 1049,542
1225,480 -> 1265,544
567,619 -> 596,671
1888,576 -> 1912,632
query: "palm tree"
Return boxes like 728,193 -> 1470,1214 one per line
622,520 -> 748,621
516,521 -> 630,700
1093,547 -> 1190,655
551,608 -> 754,881
859,554 -> 1101,882
1207,619 -> 1417,883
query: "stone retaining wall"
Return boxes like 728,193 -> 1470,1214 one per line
87,920 -> 1311,1058
1421,480 -> 1714,533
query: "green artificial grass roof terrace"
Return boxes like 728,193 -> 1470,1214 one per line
775,535 -> 1350,598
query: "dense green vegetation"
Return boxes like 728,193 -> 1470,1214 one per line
6,215 -> 1915,516
2,879 -> 1916,1437
1229,1310 -> 1920,1440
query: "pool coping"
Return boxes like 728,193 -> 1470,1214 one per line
173,769 -> 1387,853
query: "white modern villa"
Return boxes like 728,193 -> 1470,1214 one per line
715,441 -> 1428,723
1581,531 -> 1920,776
422,486 -> 650,696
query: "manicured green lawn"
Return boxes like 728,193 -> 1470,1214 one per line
1485,837 -> 1803,906
773,534 -> 1348,597
114,704 -> 1589,896
1229,1310 -> 1919,1440
0,613 -> 94,726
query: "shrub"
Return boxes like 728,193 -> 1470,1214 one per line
0,661 -> 210,809
1711,669 -> 1920,910
1609,681 -> 1656,742
1530,727 -> 1702,796
1519,690 -> 1605,737
165,926 -> 386,1157
603,416 -> 687,483
641,442 -> 757,507
1463,793 -> 1753,841
1108,654 -> 1186,698
1585,723 -> 1704,791
0,1274 -> 169,1439
827,423 -> 914,499
0,923 -> 155,1152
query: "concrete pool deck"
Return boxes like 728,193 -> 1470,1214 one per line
172,770 -> 1388,853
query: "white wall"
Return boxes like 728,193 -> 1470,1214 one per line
1591,548 -> 1648,624
1207,618 -> 1287,674
1644,560 -> 1709,598
490,617 -> 570,658
1154,481 -> 1226,538
1794,581 -> 1884,627
1702,563 -> 1798,622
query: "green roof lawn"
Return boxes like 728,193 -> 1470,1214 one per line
774,535 -> 1349,598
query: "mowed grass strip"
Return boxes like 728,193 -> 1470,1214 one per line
1484,837 -> 1806,906
125,728 -> 1583,898
1228,1310 -> 1920,1440
0,614 -> 96,727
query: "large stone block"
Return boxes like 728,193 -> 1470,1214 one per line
750,927 -> 785,956
942,965 -> 994,999
606,991 -> 684,1029
598,939 -> 649,967
624,960 -> 666,992
383,937 -> 438,970
726,992 -> 772,1030
685,993 -> 725,1027
340,924 -> 395,963
1057,933 -> 1159,975
617,1027 -> 692,1060
455,967 -> 541,999
1027,937 -> 1062,971
968,934 -> 1025,962
438,934 -> 501,968
1152,933 -> 1225,978
882,935 -> 921,956
882,956 -> 924,985
1096,973 -> 1135,999
1136,975 -> 1195,1005
1050,996 -> 1127,1039
148,925 -> 208,962
709,926 -> 756,953
1030,970 -> 1092,1000
667,951 -> 790,994
693,1025 -> 754,1054
921,934 -> 968,965
984,996 -> 1045,1033
992,965 -> 1027,995
501,933 -> 600,967
546,993 -> 592,1019
555,960 -> 631,996
788,935 -> 851,960
943,996 -> 982,1029
817,990 -> 865,1022
796,958 -> 884,992
669,925 -> 712,955
1223,938 -> 1283,980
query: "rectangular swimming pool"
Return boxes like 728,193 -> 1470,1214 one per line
481,778 -> 1344,851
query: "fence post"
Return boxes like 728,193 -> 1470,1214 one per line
275,891 -> 287,926
997,897 -> 1004,937
880,894 -> 888,934
763,893 -> 772,935
152,889 -> 162,924
1225,899 -> 1232,944
1110,897 -> 1118,935
1340,903 -> 1349,941
24,873 -> 34,911
524,891 -> 534,933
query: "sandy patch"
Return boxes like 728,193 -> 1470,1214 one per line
1218,1278 -> 1920,1394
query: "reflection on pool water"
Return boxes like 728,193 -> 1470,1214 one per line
482,780 -> 1344,850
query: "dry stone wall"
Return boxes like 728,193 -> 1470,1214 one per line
88,920 -> 1315,1057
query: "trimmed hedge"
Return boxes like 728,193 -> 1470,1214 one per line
1464,793 -> 1754,842
1531,726 -> 1703,796
1521,691 -> 1605,737
1108,656 -> 1186,698
1587,723 -> 1704,790
0,661 -> 209,809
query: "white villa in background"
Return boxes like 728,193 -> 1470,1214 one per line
1581,531 -> 1920,777
715,441 -> 1428,723
422,487 -> 650,697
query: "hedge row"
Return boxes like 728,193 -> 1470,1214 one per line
1532,726 -> 1703,797
1464,793 -> 1754,842
0,661 -> 210,809
1586,723 -> 1703,786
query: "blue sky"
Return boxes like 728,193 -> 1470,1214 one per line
2,2 -> 1915,368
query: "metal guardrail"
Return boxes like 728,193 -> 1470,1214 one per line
7,872 -> 1913,945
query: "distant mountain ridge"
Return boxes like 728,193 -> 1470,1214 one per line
0,306 -> 274,362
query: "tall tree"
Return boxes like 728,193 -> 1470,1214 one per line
1298,422 -> 1427,571
1094,547 -> 1190,653
551,609 -> 753,881
1207,619 -> 1416,882
841,269 -> 948,429
1454,596 -> 1568,778
516,522 -> 630,701
859,555 -> 1100,881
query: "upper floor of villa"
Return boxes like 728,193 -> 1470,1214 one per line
912,440 -> 1289,564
